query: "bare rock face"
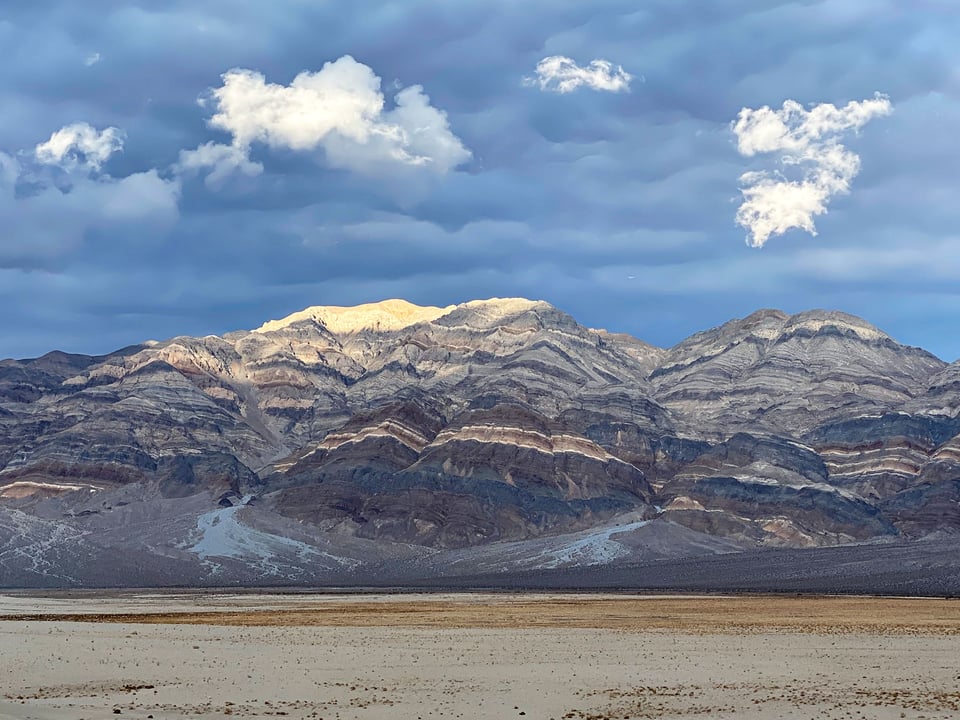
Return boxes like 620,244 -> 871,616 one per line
267,401 -> 656,548
658,433 -> 894,546
651,309 -> 944,436
906,361 -> 960,417
1,298 -> 959,587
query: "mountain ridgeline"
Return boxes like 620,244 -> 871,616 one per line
2,298 -> 959,589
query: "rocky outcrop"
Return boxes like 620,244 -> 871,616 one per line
655,433 -> 894,546
266,402 -> 656,547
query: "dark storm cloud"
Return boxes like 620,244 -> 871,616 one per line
2,0 -> 960,361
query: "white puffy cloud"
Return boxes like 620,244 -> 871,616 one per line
179,55 -> 471,185
34,122 -> 125,172
527,56 -> 632,94
733,94 -> 892,247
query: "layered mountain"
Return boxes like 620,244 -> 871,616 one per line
650,309 -> 944,436
1,298 -> 959,589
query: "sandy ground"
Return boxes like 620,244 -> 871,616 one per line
1,594 -> 959,720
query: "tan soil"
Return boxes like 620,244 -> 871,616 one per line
5,595 -> 960,634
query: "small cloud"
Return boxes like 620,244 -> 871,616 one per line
526,56 -> 632,94
178,141 -> 263,189
84,52 -> 101,67
732,93 -> 892,248
34,122 -> 125,172
179,55 -> 471,186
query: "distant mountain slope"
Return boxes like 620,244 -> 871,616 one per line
650,309 -> 944,436
1,299 -> 958,588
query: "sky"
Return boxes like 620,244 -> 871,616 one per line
2,1 -> 960,361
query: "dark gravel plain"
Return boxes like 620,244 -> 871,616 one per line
391,539 -> 960,597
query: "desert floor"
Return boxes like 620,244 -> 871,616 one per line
1,593 -> 959,719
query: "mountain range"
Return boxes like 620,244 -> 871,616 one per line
2,298 -> 959,592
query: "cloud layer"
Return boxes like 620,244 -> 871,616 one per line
1,2 -> 959,363
1,141 -> 179,270
528,56 -> 632,94
733,94 -> 893,247
180,55 -> 471,185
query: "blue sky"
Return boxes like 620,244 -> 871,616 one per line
2,1 -> 959,360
